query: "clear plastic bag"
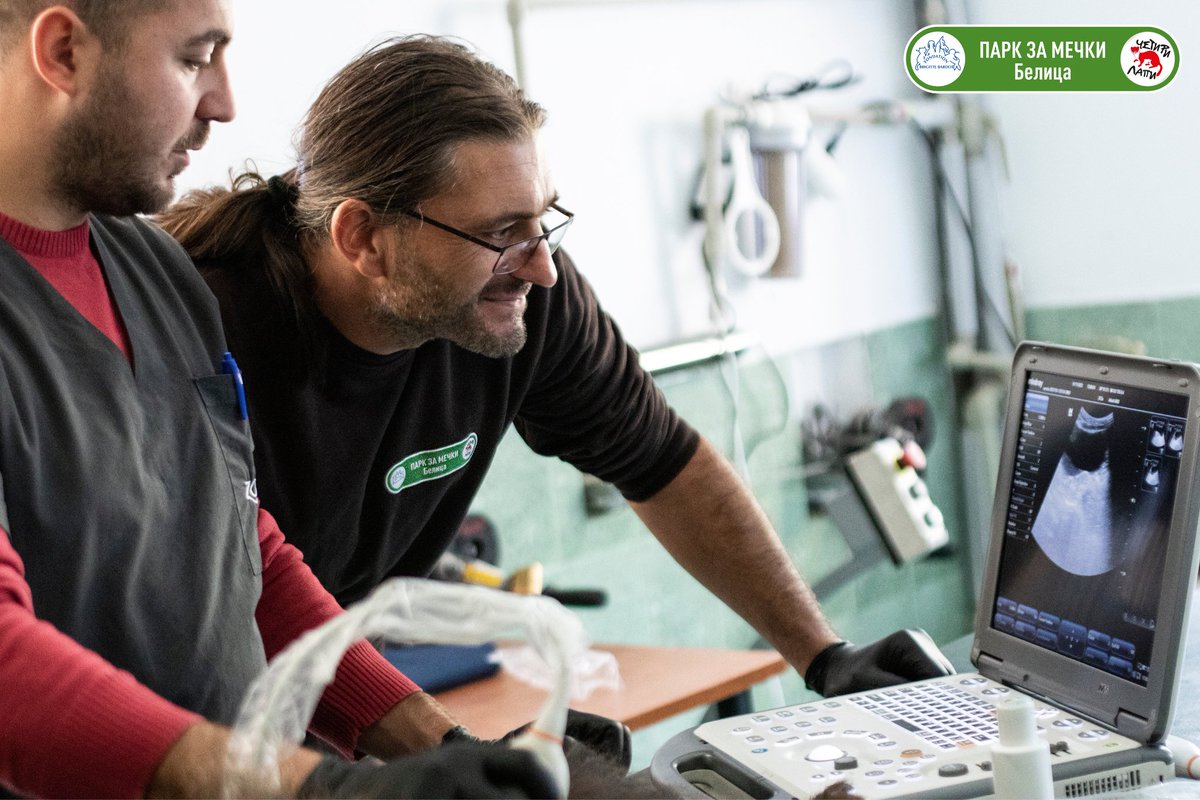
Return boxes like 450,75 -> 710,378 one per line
495,643 -> 622,697
223,578 -> 619,798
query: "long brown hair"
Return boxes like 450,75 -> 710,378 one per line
159,34 -> 546,345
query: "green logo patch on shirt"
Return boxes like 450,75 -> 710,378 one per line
385,433 -> 478,494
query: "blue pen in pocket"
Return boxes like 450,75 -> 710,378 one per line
221,351 -> 248,420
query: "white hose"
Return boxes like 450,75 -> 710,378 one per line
1167,734 -> 1200,779
223,579 -> 606,798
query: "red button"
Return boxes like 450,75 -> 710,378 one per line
898,440 -> 928,470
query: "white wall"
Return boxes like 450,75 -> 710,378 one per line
969,1 -> 1200,311
189,2 -> 509,182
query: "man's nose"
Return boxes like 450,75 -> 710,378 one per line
510,239 -> 558,288
199,61 -> 236,124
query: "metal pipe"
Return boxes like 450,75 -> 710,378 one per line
638,330 -> 756,374
507,0 -> 529,88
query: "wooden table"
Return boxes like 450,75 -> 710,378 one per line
433,642 -> 788,739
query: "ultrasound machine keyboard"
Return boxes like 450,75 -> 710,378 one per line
847,680 -> 999,750
691,675 -> 1157,799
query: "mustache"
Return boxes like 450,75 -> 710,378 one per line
175,123 -> 210,151
481,275 -> 531,298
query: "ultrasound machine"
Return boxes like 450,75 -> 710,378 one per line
651,343 -> 1200,799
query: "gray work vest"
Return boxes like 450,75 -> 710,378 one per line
0,214 -> 266,723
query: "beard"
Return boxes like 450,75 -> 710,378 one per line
370,268 -> 530,358
52,63 -> 208,217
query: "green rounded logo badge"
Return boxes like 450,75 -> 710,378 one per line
385,433 -> 479,495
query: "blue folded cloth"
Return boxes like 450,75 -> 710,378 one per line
381,642 -> 500,693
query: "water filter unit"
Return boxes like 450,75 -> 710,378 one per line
748,101 -> 812,279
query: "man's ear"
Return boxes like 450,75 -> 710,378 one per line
329,198 -> 391,280
29,6 -> 97,97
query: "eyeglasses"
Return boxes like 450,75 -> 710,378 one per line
403,203 -> 574,275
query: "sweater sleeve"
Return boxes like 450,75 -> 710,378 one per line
254,508 -> 420,756
0,527 -> 200,799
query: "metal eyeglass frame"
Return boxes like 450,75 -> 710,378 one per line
402,202 -> 574,275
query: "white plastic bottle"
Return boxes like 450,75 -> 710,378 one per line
991,694 -> 1054,799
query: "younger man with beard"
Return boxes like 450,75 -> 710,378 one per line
0,3 -> 557,797
162,35 -> 954,699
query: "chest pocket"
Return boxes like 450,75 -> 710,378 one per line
195,374 -> 262,575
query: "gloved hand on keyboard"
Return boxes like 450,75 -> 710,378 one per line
804,628 -> 955,697
443,708 -> 632,773
298,741 -> 558,799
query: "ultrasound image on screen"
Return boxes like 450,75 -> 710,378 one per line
1031,406 -> 1117,576
993,370 -> 1188,687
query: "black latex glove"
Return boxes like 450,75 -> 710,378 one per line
444,709 -> 632,773
557,709 -> 632,772
298,742 -> 558,799
804,628 -> 955,697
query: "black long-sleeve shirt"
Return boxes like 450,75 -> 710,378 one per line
204,251 -> 700,605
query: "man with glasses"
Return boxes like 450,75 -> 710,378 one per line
161,34 -> 953,711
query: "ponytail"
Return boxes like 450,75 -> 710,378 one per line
158,169 -> 320,365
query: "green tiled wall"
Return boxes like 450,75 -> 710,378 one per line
468,315 -> 977,767
1024,297 -> 1200,361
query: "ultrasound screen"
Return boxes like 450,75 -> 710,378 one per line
992,369 -> 1188,687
